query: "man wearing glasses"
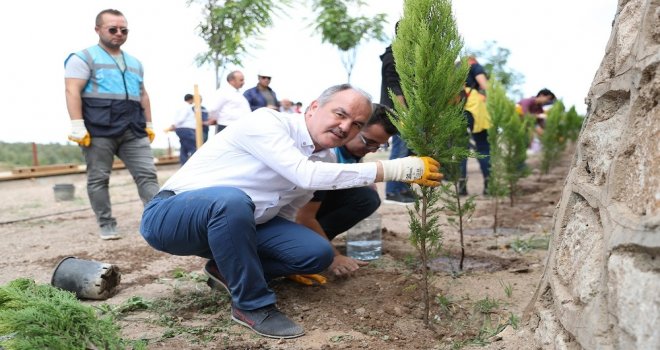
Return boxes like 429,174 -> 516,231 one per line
295,104 -> 398,278
243,70 -> 280,111
140,86 -> 440,338
64,9 -> 159,240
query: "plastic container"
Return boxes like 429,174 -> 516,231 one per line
346,212 -> 382,261
51,256 -> 121,300
53,183 -> 75,201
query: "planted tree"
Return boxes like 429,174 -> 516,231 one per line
540,100 -> 566,175
486,81 -> 531,210
311,0 -> 387,82
189,0 -> 290,88
392,0 -> 469,326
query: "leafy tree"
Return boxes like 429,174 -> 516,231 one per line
311,0 -> 387,82
189,0 -> 290,88
470,41 -> 525,100
392,0 -> 468,326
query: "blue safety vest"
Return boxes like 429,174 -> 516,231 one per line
65,45 -> 147,138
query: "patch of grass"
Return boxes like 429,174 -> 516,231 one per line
473,296 -> 500,314
499,279 -> 513,298
509,234 -> 550,253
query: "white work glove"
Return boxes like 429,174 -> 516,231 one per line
68,119 -> 90,147
380,156 -> 443,187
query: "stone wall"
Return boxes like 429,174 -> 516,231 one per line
525,0 -> 659,349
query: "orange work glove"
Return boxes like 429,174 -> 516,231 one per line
68,119 -> 91,147
287,274 -> 327,286
145,122 -> 155,143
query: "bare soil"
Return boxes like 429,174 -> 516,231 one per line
0,148 -> 573,349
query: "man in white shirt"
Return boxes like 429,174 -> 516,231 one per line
206,70 -> 251,134
169,94 -> 197,165
139,84 -> 441,339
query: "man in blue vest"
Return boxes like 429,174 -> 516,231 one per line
64,8 -> 160,240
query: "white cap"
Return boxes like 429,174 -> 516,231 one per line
258,69 -> 272,78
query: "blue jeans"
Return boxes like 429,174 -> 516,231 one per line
317,186 -> 380,241
385,134 -> 414,195
82,129 -> 159,227
140,187 -> 334,310
175,128 -> 197,165
460,111 -> 490,181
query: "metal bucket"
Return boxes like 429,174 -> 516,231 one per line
51,256 -> 121,300
53,183 -> 75,201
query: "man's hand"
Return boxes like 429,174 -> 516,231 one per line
68,119 -> 90,147
380,156 -> 443,187
145,122 -> 155,143
329,255 -> 369,277
287,274 -> 327,286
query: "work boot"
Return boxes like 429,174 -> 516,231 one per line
203,260 -> 230,294
232,304 -> 305,339
99,223 -> 120,240
458,179 -> 468,196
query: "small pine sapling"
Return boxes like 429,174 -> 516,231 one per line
391,0 -> 469,326
540,100 -> 566,175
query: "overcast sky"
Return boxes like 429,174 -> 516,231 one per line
0,0 -> 617,149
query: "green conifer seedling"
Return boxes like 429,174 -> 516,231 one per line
391,0 -> 469,326
540,100 -> 566,175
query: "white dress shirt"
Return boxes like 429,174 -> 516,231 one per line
161,108 -> 377,224
173,102 -> 196,129
206,85 -> 251,126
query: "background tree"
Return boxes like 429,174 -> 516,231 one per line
392,0 -> 469,326
486,79 -> 531,235
311,0 -> 387,82
188,0 -> 290,88
540,100 -> 566,175
470,41 -> 525,100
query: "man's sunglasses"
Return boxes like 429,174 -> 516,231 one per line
358,133 -> 388,151
108,27 -> 129,35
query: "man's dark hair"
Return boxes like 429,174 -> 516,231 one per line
184,94 -> 194,101
96,9 -> 124,27
367,103 -> 398,136
537,88 -> 556,100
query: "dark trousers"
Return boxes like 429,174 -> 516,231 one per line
460,111 -> 490,180
175,128 -> 197,165
317,186 -> 381,241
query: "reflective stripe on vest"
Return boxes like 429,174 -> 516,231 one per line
75,45 -> 143,102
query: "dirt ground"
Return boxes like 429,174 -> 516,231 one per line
0,147 -> 573,349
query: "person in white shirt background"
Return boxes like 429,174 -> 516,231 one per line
166,93 -> 197,165
206,70 -> 252,134
139,83 -> 442,339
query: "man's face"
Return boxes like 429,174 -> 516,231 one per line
257,75 -> 271,88
305,89 -> 372,151
96,14 -> 128,50
345,124 -> 390,158
230,72 -> 245,89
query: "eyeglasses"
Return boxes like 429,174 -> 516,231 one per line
107,27 -> 129,35
259,76 -> 271,80
358,133 -> 388,151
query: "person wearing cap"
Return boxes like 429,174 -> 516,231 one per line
139,84 -> 442,339
243,70 -> 279,111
